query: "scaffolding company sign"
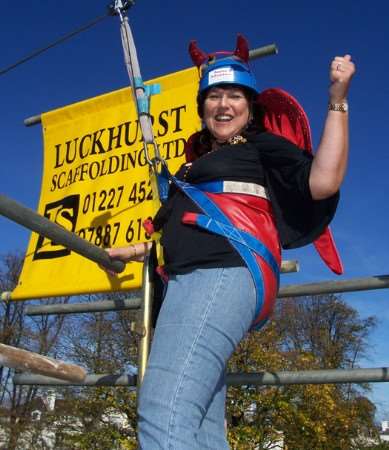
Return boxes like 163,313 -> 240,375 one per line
12,67 -> 200,300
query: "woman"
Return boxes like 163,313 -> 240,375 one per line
106,36 -> 355,449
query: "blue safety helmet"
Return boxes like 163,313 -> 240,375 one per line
199,56 -> 259,95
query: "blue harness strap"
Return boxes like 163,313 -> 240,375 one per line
162,174 -> 280,328
188,213 -> 279,278
156,165 -> 171,203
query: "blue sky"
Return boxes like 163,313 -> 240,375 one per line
1,1 -> 388,420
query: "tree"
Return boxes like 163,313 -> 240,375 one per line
53,293 -> 140,449
0,252 -> 26,399
275,294 -> 376,369
0,252 -> 69,449
1,253 -> 140,449
226,294 -> 378,450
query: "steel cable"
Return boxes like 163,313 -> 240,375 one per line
0,12 -> 110,76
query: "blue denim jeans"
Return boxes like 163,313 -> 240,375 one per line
138,267 -> 257,449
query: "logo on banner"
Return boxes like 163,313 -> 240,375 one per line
33,195 -> 80,260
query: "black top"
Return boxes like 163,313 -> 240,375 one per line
153,132 -> 339,274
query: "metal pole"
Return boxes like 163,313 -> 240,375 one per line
278,274 -> 389,298
23,43 -> 279,127
249,44 -> 278,59
227,368 -> 389,386
13,367 -> 389,387
137,256 -> 153,390
21,261 -> 297,316
280,260 -> 298,274
24,114 -> 42,127
25,298 -> 141,316
0,193 -> 125,274
13,373 -> 137,386
12,270 -> 388,315
18,259 -> 293,316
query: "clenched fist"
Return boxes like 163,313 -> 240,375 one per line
329,54 -> 356,103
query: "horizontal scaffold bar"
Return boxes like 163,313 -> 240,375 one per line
24,43 -> 278,127
278,274 -> 389,298
13,367 -> 389,387
280,260 -> 298,273
22,262 -> 297,317
227,367 -> 389,386
25,297 -> 141,316
14,373 -> 137,386
0,193 -> 125,275
20,272 -> 389,317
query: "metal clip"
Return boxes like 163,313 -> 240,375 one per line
133,77 -> 161,115
108,0 -> 135,18
130,321 -> 146,338
143,142 -> 162,167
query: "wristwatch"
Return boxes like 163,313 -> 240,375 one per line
328,102 -> 348,113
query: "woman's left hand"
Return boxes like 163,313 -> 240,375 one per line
329,54 -> 356,103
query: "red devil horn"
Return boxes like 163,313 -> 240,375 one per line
189,41 -> 208,67
189,40 -> 209,68
234,34 -> 250,63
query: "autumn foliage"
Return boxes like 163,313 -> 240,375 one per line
227,296 -> 378,449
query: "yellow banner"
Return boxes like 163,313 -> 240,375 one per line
11,67 -> 200,300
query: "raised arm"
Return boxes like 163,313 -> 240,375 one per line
309,54 -> 356,200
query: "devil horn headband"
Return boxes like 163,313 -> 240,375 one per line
188,40 -> 208,67
188,34 -> 251,67
234,34 -> 249,63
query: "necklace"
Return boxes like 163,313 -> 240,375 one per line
225,134 -> 247,146
182,134 -> 247,181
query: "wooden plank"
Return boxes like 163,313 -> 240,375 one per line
0,343 -> 86,382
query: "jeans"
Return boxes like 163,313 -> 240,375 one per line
138,267 -> 257,449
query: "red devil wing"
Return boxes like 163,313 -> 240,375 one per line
258,88 -> 313,150
257,88 -> 344,275
312,226 -> 343,275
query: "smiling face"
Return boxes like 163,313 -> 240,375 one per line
203,86 -> 251,143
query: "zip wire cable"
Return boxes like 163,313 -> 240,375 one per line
0,12 -> 110,76
118,12 -> 161,165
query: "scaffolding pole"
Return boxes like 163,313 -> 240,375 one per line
20,261 -> 299,317
13,367 -> 389,387
136,257 -> 153,389
0,193 -> 125,274
226,367 -> 389,386
13,373 -> 137,386
25,298 -> 142,316
278,274 -> 389,298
